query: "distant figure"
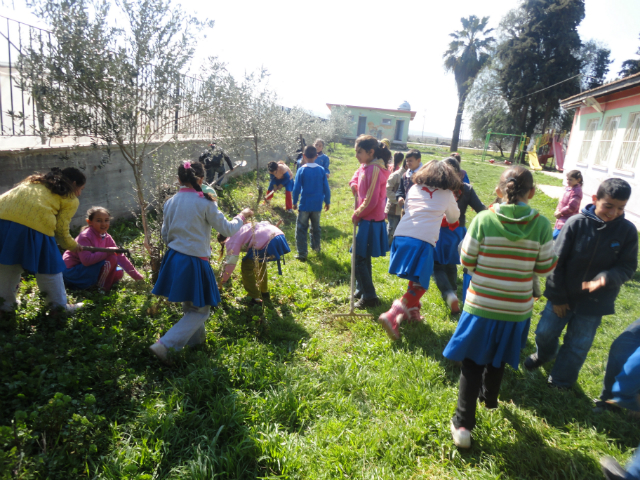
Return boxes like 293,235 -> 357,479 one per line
395,149 -> 422,210
295,135 -> 307,171
553,170 -> 583,240
449,152 -> 469,183
199,142 -> 234,191
385,153 -> 405,246
314,139 -> 331,177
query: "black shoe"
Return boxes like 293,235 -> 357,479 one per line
354,297 -> 381,309
547,381 -> 571,391
600,456 -> 629,480
295,255 -> 307,262
236,296 -> 263,307
353,291 -> 362,299
524,354 -> 543,371
593,399 -> 622,414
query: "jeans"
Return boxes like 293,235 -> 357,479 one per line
600,319 -> 640,411
452,358 -> 505,430
387,213 -> 401,247
296,210 -> 321,258
433,262 -> 457,299
0,263 -> 67,311
534,300 -> 603,388
206,166 -> 226,186
160,302 -> 209,351
355,255 -> 377,300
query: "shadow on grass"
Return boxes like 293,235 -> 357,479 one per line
307,251 -> 350,284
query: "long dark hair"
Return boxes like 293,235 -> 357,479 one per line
413,160 -> 462,191
24,167 -> 86,198
498,166 -> 534,204
355,135 -> 392,163
178,161 -> 214,202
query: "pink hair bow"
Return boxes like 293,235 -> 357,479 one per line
183,161 -> 191,169
197,192 -> 204,198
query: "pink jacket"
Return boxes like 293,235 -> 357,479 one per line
352,159 -> 390,223
554,184 -> 583,230
63,227 -> 143,280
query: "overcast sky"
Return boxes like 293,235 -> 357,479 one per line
2,0 -> 639,138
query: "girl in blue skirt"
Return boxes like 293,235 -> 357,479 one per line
379,160 -> 461,340
0,167 -> 87,312
443,166 -> 557,448
149,161 -> 253,363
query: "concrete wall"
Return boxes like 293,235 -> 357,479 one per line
0,139 -> 289,227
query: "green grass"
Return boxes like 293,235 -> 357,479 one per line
1,143 -> 639,479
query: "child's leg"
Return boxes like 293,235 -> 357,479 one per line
265,189 -> 274,203
258,261 -> 268,295
445,264 -> 458,293
355,255 -> 376,300
533,300 -> 571,364
309,211 -> 322,252
241,259 -> 263,299
184,303 -> 207,347
0,264 -> 23,311
600,319 -> 640,402
295,211 -> 310,258
480,363 -> 506,408
285,191 -> 293,210
35,272 -> 67,309
452,358 -> 485,430
160,301 -> 210,351
401,281 -> 426,308
433,262 -> 454,299
97,255 -> 121,291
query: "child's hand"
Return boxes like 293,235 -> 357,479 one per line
553,303 -> 570,318
351,185 -> 358,196
554,211 -> 562,219
324,204 -> 330,212
582,276 -> 606,293
398,198 -> 405,208
240,208 -> 254,219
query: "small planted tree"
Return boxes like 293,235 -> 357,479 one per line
19,0 -> 217,273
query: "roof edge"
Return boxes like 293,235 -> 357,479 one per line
560,72 -> 640,108
326,103 -> 417,120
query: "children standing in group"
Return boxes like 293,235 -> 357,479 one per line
218,221 -> 290,306
395,149 -> 422,209
379,160 -> 461,337
0,167 -> 87,312
443,166 -> 557,449
266,161 -> 294,212
351,135 -> 392,308
292,146 -> 331,261
553,169 -> 583,239
149,161 -> 253,363
385,153 -> 405,246
525,178 -> 637,389
433,158 -> 486,314
63,207 -> 144,291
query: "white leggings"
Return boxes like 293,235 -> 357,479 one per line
159,302 -> 209,351
0,264 -> 67,311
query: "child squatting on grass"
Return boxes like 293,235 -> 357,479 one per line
443,166 -> 557,449
378,160 -> 461,339
149,160 -> 253,364
62,207 -> 144,291
351,135 -> 391,309
552,169 -> 583,240
525,178 -> 638,389
265,161 -> 294,212
0,167 -> 87,313
217,221 -> 290,306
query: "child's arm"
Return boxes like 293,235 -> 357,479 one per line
460,214 -> 483,273
386,173 -> 399,204
267,174 -> 277,192
352,166 -> 381,222
77,237 -> 109,266
220,227 -> 251,283
349,167 -> 360,195
533,225 -> 558,278
54,197 -> 80,252
584,228 -> 638,292
322,174 -> 331,211
444,192 -> 460,224
558,189 -> 582,217
205,203 -> 245,238
395,175 -> 406,202
468,186 -> 487,213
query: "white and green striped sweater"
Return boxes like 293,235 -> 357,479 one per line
461,203 -> 557,322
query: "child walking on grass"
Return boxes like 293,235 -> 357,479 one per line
444,166 -> 557,449
378,160 -> 461,338
553,169 -> 583,239
351,135 -> 391,309
63,207 -> 143,291
149,160 -> 253,363
0,167 -> 87,312
218,220 -> 290,306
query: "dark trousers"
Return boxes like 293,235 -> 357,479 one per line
452,358 -> 505,430
355,255 -> 376,300
206,165 -> 226,185
433,262 -> 458,299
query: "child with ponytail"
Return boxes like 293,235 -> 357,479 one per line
149,160 -> 253,363
378,160 -> 460,338
0,167 -> 87,312
443,166 -> 557,449
351,135 -> 392,308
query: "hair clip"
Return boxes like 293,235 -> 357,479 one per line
183,161 -> 191,169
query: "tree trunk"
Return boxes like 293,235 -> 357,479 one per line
450,94 -> 466,152
510,106 -> 529,162
133,162 -> 162,281
253,131 -> 263,209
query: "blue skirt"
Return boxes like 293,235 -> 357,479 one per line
245,234 -> 291,275
389,236 -> 434,288
434,226 -> 466,265
152,248 -> 220,308
461,272 -> 472,305
0,219 -> 66,274
443,312 -> 530,369
63,261 -> 105,289
354,219 -> 388,258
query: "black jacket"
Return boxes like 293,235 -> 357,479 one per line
544,205 -> 638,316
199,147 -> 232,170
457,183 -> 486,228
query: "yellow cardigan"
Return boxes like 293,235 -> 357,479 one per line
0,182 -> 80,251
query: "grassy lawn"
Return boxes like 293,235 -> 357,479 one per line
1,144 -> 639,479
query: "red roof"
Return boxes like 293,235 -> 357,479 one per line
326,103 -> 417,121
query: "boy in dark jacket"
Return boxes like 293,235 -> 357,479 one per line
525,178 -> 638,389
395,149 -> 422,208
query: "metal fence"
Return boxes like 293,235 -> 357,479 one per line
407,135 -> 484,149
0,14 -> 210,142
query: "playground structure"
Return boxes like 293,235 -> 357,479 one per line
481,129 -> 568,171
481,130 -> 527,162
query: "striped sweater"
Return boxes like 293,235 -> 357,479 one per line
460,203 -> 557,322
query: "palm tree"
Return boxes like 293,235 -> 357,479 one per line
444,15 -> 494,152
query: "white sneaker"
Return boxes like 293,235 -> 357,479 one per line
65,302 -> 84,313
149,342 -> 171,364
450,421 -> 471,448
446,293 -> 461,314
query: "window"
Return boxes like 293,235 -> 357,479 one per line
594,115 -> 621,166
381,118 -> 392,125
616,112 -> 640,171
576,119 -> 598,164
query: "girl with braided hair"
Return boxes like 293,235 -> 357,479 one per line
443,166 -> 557,449
0,167 -> 87,312
149,161 -> 253,363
